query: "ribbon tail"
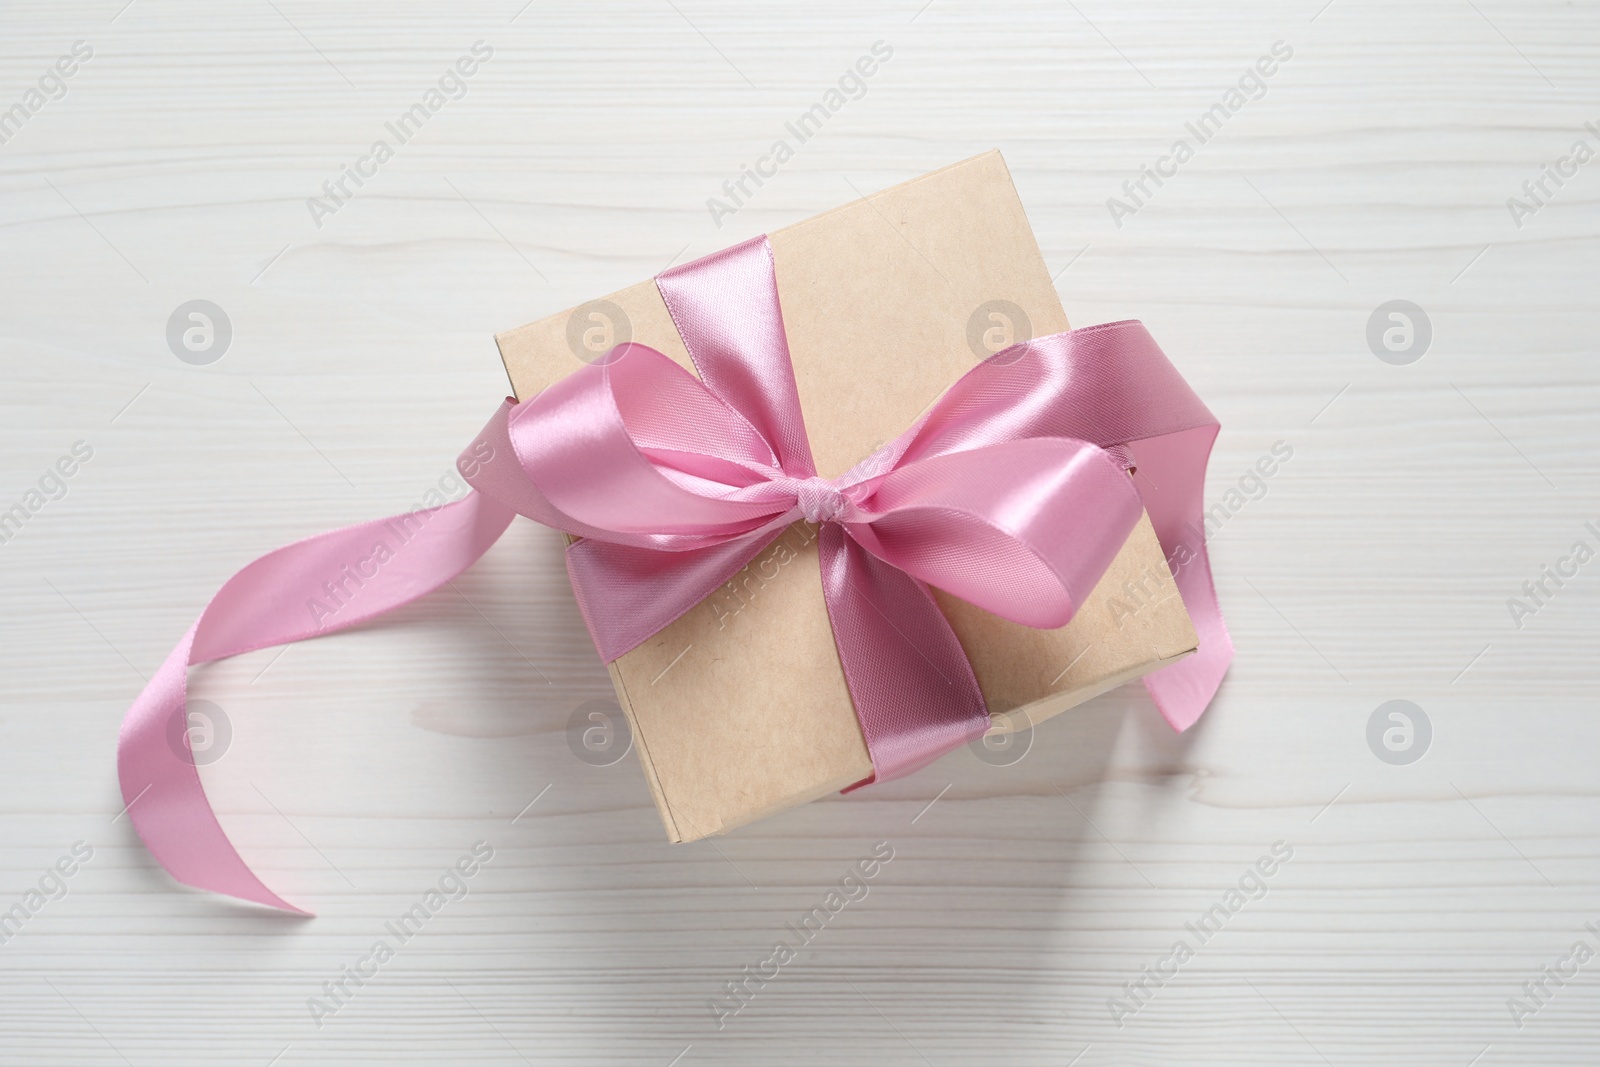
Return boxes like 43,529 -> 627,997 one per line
1129,424 -> 1234,730
817,525 -> 990,786
117,625 -> 303,912
117,486 -> 516,913
567,527 -> 782,661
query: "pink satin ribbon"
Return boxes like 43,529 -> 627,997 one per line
117,234 -> 1231,912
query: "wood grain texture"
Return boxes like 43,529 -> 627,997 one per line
1,1 -> 1597,1063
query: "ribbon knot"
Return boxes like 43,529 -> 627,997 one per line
794,476 -> 849,523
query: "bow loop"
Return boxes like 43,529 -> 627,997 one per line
505,342 -> 793,542
844,437 -> 1143,630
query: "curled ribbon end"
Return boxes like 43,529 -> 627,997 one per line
195,883 -> 314,917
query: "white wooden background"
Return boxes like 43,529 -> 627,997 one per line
2,1 -> 1597,1063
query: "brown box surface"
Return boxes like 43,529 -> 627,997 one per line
496,151 -> 1197,842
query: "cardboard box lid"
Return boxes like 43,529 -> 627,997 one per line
495,151 -> 1197,842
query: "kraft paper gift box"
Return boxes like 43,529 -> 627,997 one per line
494,151 -> 1198,842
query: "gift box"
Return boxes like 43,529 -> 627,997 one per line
493,151 -> 1199,842
118,149 -> 1229,912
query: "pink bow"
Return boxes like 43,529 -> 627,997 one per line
116,234 -> 1231,913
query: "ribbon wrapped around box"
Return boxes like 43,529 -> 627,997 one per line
117,150 -> 1232,913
